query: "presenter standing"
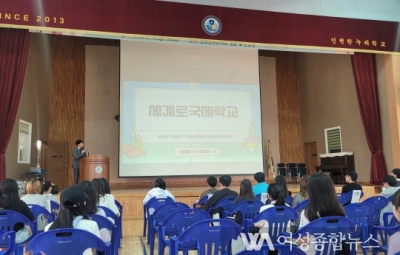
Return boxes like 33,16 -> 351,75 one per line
72,139 -> 87,184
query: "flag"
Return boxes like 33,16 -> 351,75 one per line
267,140 -> 275,181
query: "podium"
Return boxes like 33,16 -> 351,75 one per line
79,154 -> 110,182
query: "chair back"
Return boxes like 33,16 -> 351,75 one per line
114,200 -> 123,216
0,229 -> 15,255
245,206 -> 298,243
26,228 -> 109,255
344,203 -> 373,240
207,196 -> 237,214
297,163 -> 306,168
287,163 -> 297,168
362,196 -> 389,226
278,168 -> 287,177
49,201 -> 60,212
88,214 -> 117,255
98,206 -> 117,222
336,193 -> 350,205
153,202 -> 190,228
293,199 -> 309,213
298,167 -> 307,177
193,195 -> 209,208
145,197 -> 174,217
236,244 -> 307,255
169,219 -> 241,255
222,200 -> 263,226
285,195 -> 293,206
0,210 -> 37,235
293,216 -> 356,255
158,208 -> 211,255
276,163 -> 285,168
27,204 -> 53,221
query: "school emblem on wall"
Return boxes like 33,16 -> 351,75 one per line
202,16 -> 222,36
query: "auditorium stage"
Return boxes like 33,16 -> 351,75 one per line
110,184 -> 377,220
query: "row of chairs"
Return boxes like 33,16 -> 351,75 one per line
277,163 -> 307,183
0,199 -> 123,255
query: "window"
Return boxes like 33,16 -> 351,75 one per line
324,126 -> 342,154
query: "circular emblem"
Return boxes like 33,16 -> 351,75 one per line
95,166 -> 103,174
202,16 -> 222,36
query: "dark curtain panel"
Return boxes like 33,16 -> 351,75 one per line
350,53 -> 386,184
0,28 -> 31,181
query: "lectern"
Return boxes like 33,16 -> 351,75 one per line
79,154 -> 110,182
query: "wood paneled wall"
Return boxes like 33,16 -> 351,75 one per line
259,51 -> 303,163
49,35 -> 119,186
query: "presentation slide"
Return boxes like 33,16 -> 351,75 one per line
119,41 -> 263,177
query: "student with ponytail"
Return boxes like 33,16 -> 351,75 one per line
45,185 -> 101,255
388,189 -> 400,255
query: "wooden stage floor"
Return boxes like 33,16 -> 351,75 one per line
111,184 -> 377,220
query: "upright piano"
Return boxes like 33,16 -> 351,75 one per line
316,152 -> 355,184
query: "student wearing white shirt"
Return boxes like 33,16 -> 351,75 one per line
21,179 -> 50,231
45,185 -> 101,255
92,178 -> 120,217
143,178 -> 175,205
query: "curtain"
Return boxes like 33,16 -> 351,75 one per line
350,53 -> 386,184
0,28 -> 31,181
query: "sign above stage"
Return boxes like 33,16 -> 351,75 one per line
0,0 -> 398,53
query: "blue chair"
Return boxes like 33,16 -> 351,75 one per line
149,202 -> 190,255
169,219 -> 241,255
88,214 -> 117,255
362,196 -> 389,229
143,197 -> 174,237
50,200 -> 60,213
114,200 -> 123,242
158,208 -> 211,255
0,229 -> 15,255
292,199 -> 309,231
222,200 -> 263,227
193,195 -> 209,208
244,206 -> 298,243
98,205 -> 120,248
0,210 -> 37,255
207,196 -> 237,215
395,251 -> 400,255
280,216 -> 356,255
383,212 -> 398,227
336,193 -> 351,205
27,204 -> 54,231
285,195 -> 293,206
236,244 -> 307,255
344,203 -> 373,255
26,228 -> 110,255
370,224 -> 400,255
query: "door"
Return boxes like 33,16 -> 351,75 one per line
303,142 -> 318,174
45,142 -> 69,190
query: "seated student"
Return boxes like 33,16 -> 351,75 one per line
380,175 -> 398,225
274,175 -> 292,196
292,175 -> 309,208
206,175 -> 238,209
41,180 -> 59,204
45,185 -> 101,255
0,179 -> 34,244
21,179 -> 50,231
388,189 -> 400,255
341,171 -> 362,205
232,179 -> 256,225
252,172 -> 269,196
92,178 -> 121,218
142,178 -> 175,206
391,168 -> 400,187
77,180 -> 111,243
199,176 -> 218,199
298,173 -> 346,255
